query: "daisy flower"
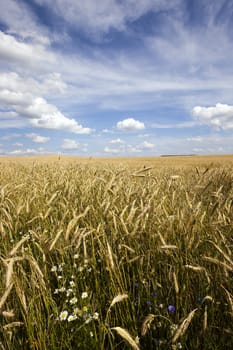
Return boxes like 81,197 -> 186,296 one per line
59,310 -> 68,321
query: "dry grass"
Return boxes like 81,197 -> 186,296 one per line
0,155 -> 233,349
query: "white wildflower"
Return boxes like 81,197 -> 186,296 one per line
85,316 -> 92,324
66,288 -> 73,296
70,297 -> 78,305
51,265 -> 57,272
58,264 -> 64,271
81,292 -> 88,299
68,314 -> 77,322
59,310 -> 68,321
93,312 -> 99,320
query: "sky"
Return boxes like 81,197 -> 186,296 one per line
0,0 -> 233,157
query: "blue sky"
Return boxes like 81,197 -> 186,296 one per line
0,0 -> 233,156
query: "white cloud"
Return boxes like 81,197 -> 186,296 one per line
109,138 -> 125,144
0,111 -> 18,119
126,145 -> 142,153
116,118 -> 145,131
0,72 -> 92,134
0,72 -> 68,103
62,139 -> 80,149
0,31 -> 55,66
104,141 -> 155,155
104,146 -> 121,154
9,148 -> 44,155
0,89 -> 31,106
104,143 -> 141,154
192,103 -> 233,129
19,97 -> 92,134
26,133 -> 50,143
62,139 -> 88,152
43,73 -> 67,94
0,0 -> 49,43
102,128 -> 112,133
151,121 -> 199,129
139,141 -> 155,150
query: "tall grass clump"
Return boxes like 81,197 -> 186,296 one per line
0,159 -> 233,349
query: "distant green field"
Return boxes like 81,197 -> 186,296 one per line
0,157 -> 233,349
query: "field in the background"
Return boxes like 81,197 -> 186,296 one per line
1,154 -> 233,167
0,156 -> 233,349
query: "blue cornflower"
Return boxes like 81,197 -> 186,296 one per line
167,305 -> 176,313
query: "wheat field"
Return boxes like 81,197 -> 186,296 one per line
0,155 -> 233,349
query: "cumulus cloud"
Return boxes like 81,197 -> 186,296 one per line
0,72 -> 67,102
104,144 -> 141,154
0,72 -> 92,134
0,89 -> 31,106
126,145 -> 142,153
62,139 -> 88,152
26,133 -> 50,143
62,139 -> 80,149
104,146 -> 121,154
116,118 -> 145,131
19,98 -> 92,134
139,141 -> 155,150
104,140 -> 155,155
192,103 -> 233,129
109,138 -> 125,144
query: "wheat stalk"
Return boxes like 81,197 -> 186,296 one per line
0,284 -> 13,311
172,308 -> 198,343
9,235 -> 29,256
106,240 -> 115,271
173,272 -> 179,295
3,322 -> 23,330
112,327 -> 140,350
203,256 -> 233,271
141,314 -> 155,336
107,294 -> 128,313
